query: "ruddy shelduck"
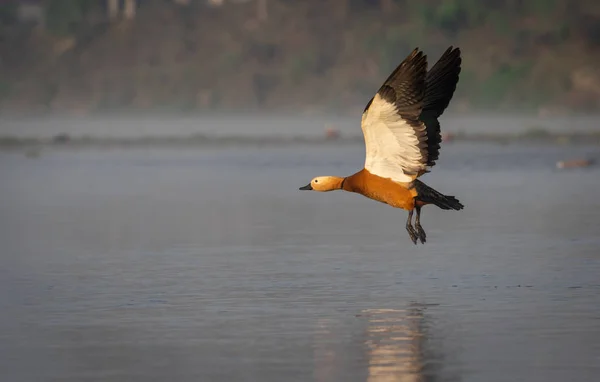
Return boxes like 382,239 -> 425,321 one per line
300,46 -> 464,244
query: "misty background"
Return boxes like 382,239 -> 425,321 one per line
2,2 -> 600,382
1,0 -> 600,140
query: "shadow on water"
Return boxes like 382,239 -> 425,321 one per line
314,303 -> 458,382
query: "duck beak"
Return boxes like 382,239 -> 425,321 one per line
299,183 -> 313,190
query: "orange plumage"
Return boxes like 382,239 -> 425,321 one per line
300,46 -> 464,244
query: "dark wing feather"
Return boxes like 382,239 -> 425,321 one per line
420,46 -> 461,168
360,48 -> 430,179
364,48 -> 428,128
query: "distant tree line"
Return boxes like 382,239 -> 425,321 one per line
1,0 -> 600,113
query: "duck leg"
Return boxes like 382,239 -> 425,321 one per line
415,205 -> 426,244
405,209 -> 418,245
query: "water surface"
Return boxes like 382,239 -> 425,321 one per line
1,142 -> 599,381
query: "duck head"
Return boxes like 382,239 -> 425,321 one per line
299,176 -> 345,192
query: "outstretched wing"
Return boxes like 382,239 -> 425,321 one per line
360,48 -> 428,183
420,46 -> 462,168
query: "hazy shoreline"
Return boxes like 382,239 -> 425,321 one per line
2,114 -> 600,151
2,131 -> 600,151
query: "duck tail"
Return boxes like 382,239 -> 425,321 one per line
413,179 -> 464,211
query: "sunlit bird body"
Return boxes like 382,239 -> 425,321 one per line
300,46 -> 464,244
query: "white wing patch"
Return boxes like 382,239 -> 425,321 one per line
361,94 -> 428,183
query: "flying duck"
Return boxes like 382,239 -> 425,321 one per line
299,46 -> 464,244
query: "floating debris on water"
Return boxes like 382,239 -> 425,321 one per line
324,124 -> 340,140
556,158 -> 595,169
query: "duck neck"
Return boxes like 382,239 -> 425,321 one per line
341,170 -> 366,192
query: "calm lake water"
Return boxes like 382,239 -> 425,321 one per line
2,114 -> 600,138
1,142 -> 599,381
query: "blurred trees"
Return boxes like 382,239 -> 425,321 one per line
0,3 -> 18,26
257,0 -> 267,22
1,0 -> 600,114
123,0 -> 136,20
43,0 -> 138,35
380,0 -> 394,13
44,0 -> 89,35
107,0 -> 118,21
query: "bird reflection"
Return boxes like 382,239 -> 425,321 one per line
363,307 -> 427,382
313,304 -> 441,382
313,318 -> 339,381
